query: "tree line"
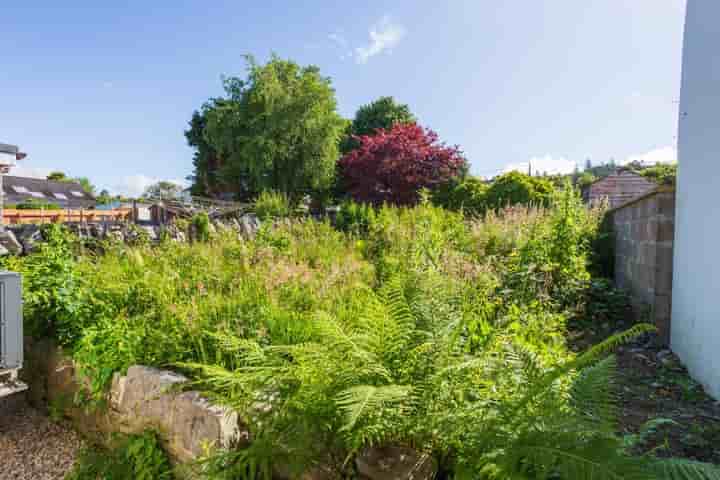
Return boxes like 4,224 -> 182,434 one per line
185,55 -> 676,212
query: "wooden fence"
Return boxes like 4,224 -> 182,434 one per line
1,208 -> 132,225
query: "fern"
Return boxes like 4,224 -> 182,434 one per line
336,384 -> 412,432
653,459 -> 720,480
186,278 -> 719,480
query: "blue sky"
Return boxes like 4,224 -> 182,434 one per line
1,1 -> 686,196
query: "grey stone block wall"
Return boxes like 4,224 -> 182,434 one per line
611,188 -> 675,344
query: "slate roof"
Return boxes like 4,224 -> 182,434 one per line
0,143 -> 19,154
584,170 -> 656,209
2,175 -> 96,208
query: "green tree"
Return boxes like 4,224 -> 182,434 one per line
185,107 -> 224,197
638,162 -> 677,186
202,55 -> 346,203
75,177 -> 96,195
341,96 -> 416,154
47,171 -> 69,182
143,181 -> 184,200
484,171 -> 555,210
432,176 -> 488,215
96,189 -> 113,205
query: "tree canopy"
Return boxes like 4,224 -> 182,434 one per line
483,171 -> 555,210
341,96 -> 416,154
143,181 -> 184,200
185,108 -> 223,197
636,163 -> 677,186
194,55 -> 346,202
339,123 -> 467,205
47,171 -> 69,182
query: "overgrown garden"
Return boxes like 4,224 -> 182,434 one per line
3,184 -> 718,479
0,55 -> 703,479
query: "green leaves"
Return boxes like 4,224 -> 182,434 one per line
201,55 -> 346,200
336,384 -> 412,432
67,431 -> 173,480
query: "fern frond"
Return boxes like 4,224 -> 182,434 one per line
206,332 -> 267,366
503,432 -> 652,480
510,323 -> 654,419
568,355 -> 619,432
335,384 -> 412,432
652,459 -> 720,480
312,312 -> 388,379
356,279 -> 416,363
569,323 -> 656,372
507,344 -> 546,385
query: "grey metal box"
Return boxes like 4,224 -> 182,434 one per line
0,272 -> 22,370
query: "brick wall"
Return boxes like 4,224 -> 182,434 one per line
611,187 -> 675,344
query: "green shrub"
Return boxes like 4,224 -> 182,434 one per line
590,211 -> 616,278
335,200 -> 376,234
638,163 -> 677,186
562,278 -> 633,331
254,190 -> 291,220
484,171 -> 555,210
192,212 -> 211,242
1,225 -> 89,341
66,431 -> 173,480
432,176 -> 488,216
13,199 -> 62,210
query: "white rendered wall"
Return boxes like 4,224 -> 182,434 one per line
672,0 -> 720,398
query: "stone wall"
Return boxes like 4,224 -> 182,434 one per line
611,187 -> 675,344
22,338 -> 434,480
22,338 -> 243,465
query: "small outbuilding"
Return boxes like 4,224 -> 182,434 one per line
584,170 -> 657,209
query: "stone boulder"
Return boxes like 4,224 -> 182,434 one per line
110,366 -> 244,461
0,229 -> 23,254
356,446 -> 437,480
23,339 -> 245,464
237,214 -> 261,239
13,225 -> 43,254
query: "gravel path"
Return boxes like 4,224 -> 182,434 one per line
0,396 -> 83,480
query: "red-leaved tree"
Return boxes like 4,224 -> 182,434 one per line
338,123 -> 467,205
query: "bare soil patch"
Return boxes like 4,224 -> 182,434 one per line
571,324 -> 720,464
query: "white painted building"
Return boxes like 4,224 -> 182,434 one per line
672,0 -> 720,398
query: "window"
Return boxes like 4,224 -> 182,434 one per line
70,190 -> 85,197
54,193 -> 68,200
12,186 -> 29,194
28,191 -> 44,198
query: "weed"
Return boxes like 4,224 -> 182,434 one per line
66,431 -> 173,480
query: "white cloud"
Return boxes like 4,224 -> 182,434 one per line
112,175 -> 187,198
622,145 -> 677,165
354,16 -> 406,64
502,155 -> 577,176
